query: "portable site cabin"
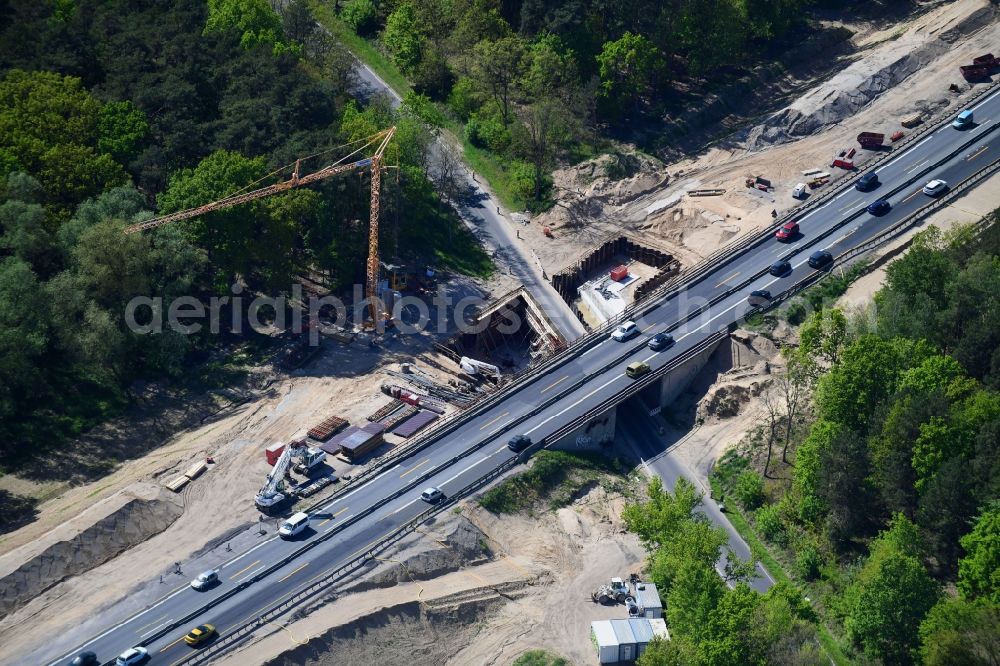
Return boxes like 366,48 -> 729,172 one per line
633,582 -> 663,619
591,618 -> 669,664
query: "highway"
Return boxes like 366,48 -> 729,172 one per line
44,87 -> 1000,665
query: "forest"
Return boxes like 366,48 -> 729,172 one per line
328,0 -> 899,208
629,217 -> 1000,665
0,0 -> 489,463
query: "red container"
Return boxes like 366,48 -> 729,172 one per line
832,159 -> 854,170
857,132 -> 885,149
961,64 -> 991,82
610,265 -> 629,282
972,53 -> 997,68
265,442 -> 285,466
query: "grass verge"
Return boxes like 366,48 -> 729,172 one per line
709,473 -> 853,666
479,450 -> 628,515
512,650 -> 570,666
309,2 -> 528,213
308,2 -> 410,95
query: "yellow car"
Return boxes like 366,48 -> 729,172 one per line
183,624 -> 216,647
625,361 -> 651,379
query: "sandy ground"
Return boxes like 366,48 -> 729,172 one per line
213,481 -> 646,666
524,0 -> 1000,278
0,272 -> 522,660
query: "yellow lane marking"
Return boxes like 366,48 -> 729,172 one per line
229,560 -> 262,580
967,145 -> 989,161
479,411 -> 510,430
838,199 -> 862,212
318,506 -> 350,527
399,458 -> 430,478
713,271 -> 740,288
901,189 -> 922,204
159,635 -> 186,652
223,533 -> 394,634
540,376 -> 569,394
277,562 -> 310,582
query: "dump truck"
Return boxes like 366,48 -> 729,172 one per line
857,132 -> 885,149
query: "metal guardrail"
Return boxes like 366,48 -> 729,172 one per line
836,156 -> 1000,264
89,81 -> 1000,666
747,156 -> 1000,319
302,86 -> 1000,506
172,457 -> 519,665
542,329 -> 730,449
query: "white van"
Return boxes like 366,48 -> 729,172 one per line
792,183 -> 807,199
278,512 -> 310,538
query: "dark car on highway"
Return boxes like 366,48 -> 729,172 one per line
867,198 -> 891,216
70,652 -> 98,666
507,435 -> 531,452
808,250 -> 833,269
855,172 -> 879,192
647,332 -> 675,351
747,290 -> 772,307
769,259 -> 792,277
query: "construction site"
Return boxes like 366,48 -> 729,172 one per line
2,0 -> 1000,663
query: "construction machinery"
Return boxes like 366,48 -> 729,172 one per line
592,577 -> 631,605
125,128 -> 397,325
459,356 -> 501,379
255,440 -> 328,514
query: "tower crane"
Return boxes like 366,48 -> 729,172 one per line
125,127 -> 396,324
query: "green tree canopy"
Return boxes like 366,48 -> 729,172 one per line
959,504 -> 1000,604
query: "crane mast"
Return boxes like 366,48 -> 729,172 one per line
126,127 -> 396,326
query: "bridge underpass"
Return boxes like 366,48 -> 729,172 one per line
541,333 -> 774,593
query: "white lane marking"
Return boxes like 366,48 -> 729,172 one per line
221,536 -> 278,569
442,457 -> 490,485
327,467 -> 395,505
387,498 -> 419,516
972,88 -> 1000,111
906,134 -> 934,153
138,618 -> 173,639
50,583 -> 191,663
582,341 -> 605,356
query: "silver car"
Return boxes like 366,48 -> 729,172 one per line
115,647 -> 148,666
922,179 -> 948,197
190,569 -> 219,590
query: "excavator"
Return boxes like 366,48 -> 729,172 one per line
254,440 -> 327,514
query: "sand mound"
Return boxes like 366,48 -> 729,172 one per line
262,597 -> 505,666
737,3 -> 998,150
0,484 -> 182,616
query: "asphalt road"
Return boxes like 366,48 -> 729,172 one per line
617,401 -> 774,594
351,60 -> 586,342
45,88 -> 1000,666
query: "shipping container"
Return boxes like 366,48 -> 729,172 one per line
592,618 -> 669,664
610,265 -> 629,282
265,442 -> 285,466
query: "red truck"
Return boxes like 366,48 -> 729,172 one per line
857,132 -> 885,149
